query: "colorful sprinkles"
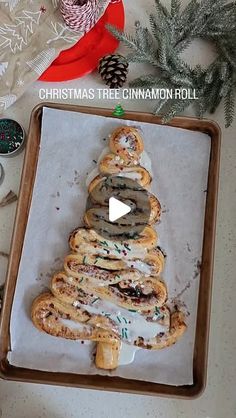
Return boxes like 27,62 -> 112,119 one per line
0,119 -> 25,156
121,327 -> 128,339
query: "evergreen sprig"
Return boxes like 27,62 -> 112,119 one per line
108,0 -> 236,127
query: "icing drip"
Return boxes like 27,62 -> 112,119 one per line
73,297 -> 168,344
126,260 -> 152,275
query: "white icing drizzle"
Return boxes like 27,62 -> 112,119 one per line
77,242 -> 148,260
140,151 -> 153,177
118,134 -> 134,149
85,167 -> 100,188
73,297 -> 168,344
117,172 -> 142,181
60,318 -> 86,331
126,260 -> 152,275
119,343 -> 140,365
85,147 -> 110,187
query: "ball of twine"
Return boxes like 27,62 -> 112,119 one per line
60,0 -> 100,33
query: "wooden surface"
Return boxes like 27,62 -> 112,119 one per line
0,103 -> 221,398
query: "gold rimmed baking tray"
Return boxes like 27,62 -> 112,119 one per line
0,103 -> 221,398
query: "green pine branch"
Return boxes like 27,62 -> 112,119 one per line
162,98 -> 192,122
171,0 -> 181,17
224,82 -> 235,127
129,75 -> 170,89
107,0 -> 236,126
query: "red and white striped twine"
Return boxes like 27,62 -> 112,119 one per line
60,0 -> 101,33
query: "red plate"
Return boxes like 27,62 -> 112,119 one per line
39,1 -> 125,82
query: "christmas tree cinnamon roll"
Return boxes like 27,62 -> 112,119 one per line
31,125 -> 186,371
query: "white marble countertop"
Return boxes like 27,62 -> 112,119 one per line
0,0 -> 236,417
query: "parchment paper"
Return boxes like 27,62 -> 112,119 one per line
8,107 -> 211,386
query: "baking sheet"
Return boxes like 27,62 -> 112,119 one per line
8,107 -> 211,386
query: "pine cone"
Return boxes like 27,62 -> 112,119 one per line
98,54 -> 129,88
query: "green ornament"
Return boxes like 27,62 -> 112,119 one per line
113,104 -> 125,117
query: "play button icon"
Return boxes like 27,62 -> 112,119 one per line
85,176 -> 154,240
109,197 -> 131,222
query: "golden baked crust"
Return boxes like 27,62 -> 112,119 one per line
52,270 -> 167,311
99,153 -> 152,187
65,249 -> 164,276
69,226 -> 158,252
31,292 -> 119,342
134,311 -> 187,350
31,125 -> 187,371
109,126 -> 144,160
95,340 -> 121,370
